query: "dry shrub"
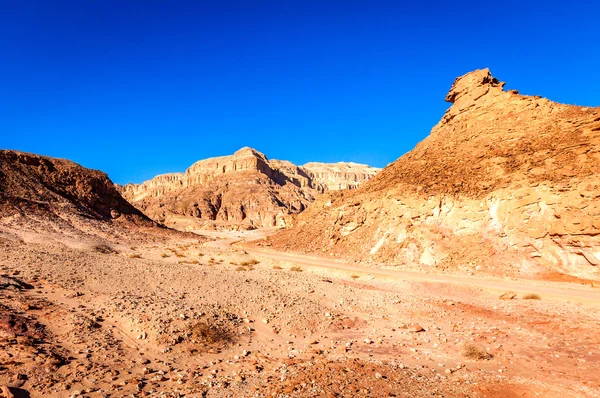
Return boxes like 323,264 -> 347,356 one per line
290,266 -> 303,272
273,265 -> 282,270
523,293 -> 541,300
94,244 -> 118,254
128,254 -> 142,259
189,322 -> 231,345
179,260 -> 199,265
463,344 -> 492,360
350,274 -> 360,279
235,266 -> 247,271
160,253 -> 170,258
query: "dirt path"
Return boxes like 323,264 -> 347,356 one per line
203,231 -> 600,308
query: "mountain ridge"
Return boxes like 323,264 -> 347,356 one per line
120,147 -> 380,230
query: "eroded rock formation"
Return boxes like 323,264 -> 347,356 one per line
267,69 -> 600,280
120,147 -> 380,230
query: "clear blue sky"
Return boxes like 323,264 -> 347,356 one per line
1,1 -> 599,184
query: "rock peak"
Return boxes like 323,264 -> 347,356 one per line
233,146 -> 267,160
445,68 -> 506,104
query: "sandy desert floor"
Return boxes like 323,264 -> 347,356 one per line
1,228 -> 599,397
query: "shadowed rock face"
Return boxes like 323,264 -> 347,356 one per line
120,148 -> 380,230
0,150 -> 152,226
268,69 -> 600,280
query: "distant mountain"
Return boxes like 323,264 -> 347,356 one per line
119,147 -> 380,230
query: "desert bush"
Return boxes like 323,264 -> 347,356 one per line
350,274 -> 360,279
463,344 -> 492,360
290,266 -> 303,272
128,254 -> 142,259
160,253 -> 170,258
273,265 -> 282,270
189,322 -> 231,345
235,266 -> 247,271
94,244 -> 118,254
523,293 -> 541,300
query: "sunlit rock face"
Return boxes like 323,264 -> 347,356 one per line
268,69 -> 600,280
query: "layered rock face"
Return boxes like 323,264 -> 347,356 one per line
0,150 -> 154,234
268,69 -> 600,280
120,147 -> 380,230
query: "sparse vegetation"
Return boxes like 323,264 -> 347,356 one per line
128,253 -> 142,259
290,266 -> 303,272
160,253 -> 170,258
235,266 -> 247,271
523,293 -> 541,300
463,344 -> 493,360
240,259 -> 260,266
189,322 -> 232,345
178,260 -> 199,265
273,265 -> 282,270
94,244 -> 118,254
350,274 -> 360,279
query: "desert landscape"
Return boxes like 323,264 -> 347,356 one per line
1,69 -> 599,398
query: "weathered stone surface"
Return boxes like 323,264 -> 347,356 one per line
267,69 -> 600,280
120,148 -> 380,230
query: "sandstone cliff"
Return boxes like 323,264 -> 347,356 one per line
0,150 -> 155,237
120,147 -> 380,230
267,69 -> 600,280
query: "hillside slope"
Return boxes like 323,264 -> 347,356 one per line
267,69 -> 600,280
0,150 -> 155,240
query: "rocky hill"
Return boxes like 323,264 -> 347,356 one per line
0,150 -> 155,239
266,69 -> 600,280
120,147 -> 380,230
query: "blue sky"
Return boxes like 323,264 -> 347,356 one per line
1,1 -> 599,184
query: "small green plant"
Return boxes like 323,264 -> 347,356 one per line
523,293 -> 541,300
463,344 -> 492,360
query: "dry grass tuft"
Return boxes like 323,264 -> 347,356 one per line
290,266 -> 303,272
523,293 -> 541,300
128,253 -> 142,259
160,253 -> 170,258
178,260 -> 199,265
273,265 -> 282,270
235,266 -> 247,272
350,274 -> 360,279
463,344 -> 493,360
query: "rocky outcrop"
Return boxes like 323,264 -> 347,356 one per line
0,150 -> 154,232
120,148 -> 380,230
267,69 -> 600,280
302,162 -> 380,191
